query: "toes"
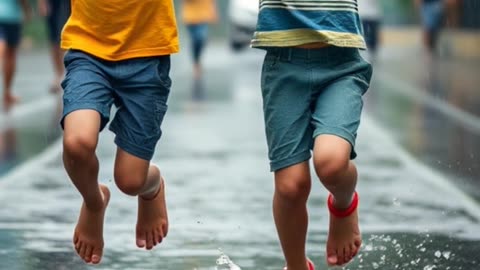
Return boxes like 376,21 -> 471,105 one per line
91,246 -> 103,264
326,246 -> 338,266
355,238 -> 362,248
146,232 -> 154,250
157,227 -> 164,244
153,230 -> 160,246
336,248 -> 345,266
73,233 -> 79,245
75,241 -> 82,255
136,229 -> 146,248
350,243 -> 358,259
344,245 -> 352,264
84,245 -> 93,263
79,242 -> 87,259
162,222 -> 168,237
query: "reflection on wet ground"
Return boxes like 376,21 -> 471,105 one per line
366,48 -> 480,201
0,45 -> 479,269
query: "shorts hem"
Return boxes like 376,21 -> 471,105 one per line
113,134 -> 154,161
270,151 -> 311,172
313,127 -> 357,159
61,103 -> 109,130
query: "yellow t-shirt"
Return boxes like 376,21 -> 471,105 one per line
61,0 -> 179,61
182,0 -> 217,25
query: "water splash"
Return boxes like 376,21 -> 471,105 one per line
215,251 -> 241,270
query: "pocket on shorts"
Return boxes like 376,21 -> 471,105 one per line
155,56 -> 172,90
153,102 -> 168,135
353,59 -> 373,87
344,54 -> 373,93
261,51 -> 280,94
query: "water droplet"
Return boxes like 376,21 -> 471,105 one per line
424,265 -> 437,270
442,251 -> 451,260
420,247 -> 426,252
216,252 -> 241,270
434,251 -> 442,258
372,262 -> 379,269
393,198 -> 401,206
364,244 -> 373,251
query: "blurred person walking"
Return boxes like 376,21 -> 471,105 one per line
38,0 -> 71,93
0,0 -> 31,111
181,0 -> 217,79
358,0 -> 382,61
415,0 -> 446,55
252,0 -> 372,269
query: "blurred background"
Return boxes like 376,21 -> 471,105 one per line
0,0 -> 479,269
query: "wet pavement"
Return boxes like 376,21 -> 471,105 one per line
1,40 -> 480,270
365,46 -> 480,201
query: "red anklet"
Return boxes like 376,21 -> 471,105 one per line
327,192 -> 359,218
307,258 -> 315,270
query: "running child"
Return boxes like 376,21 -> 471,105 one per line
60,0 -> 178,264
252,0 -> 372,269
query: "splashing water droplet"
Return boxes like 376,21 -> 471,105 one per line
424,265 -> 437,270
434,251 -> 442,258
442,251 -> 451,260
393,198 -> 401,206
216,251 -> 242,270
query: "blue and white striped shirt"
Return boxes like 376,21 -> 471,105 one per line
252,0 -> 366,49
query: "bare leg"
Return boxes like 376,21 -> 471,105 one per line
114,148 -> 168,250
274,162 -> 311,270
313,135 -> 361,266
2,45 -> 19,110
63,109 -> 109,264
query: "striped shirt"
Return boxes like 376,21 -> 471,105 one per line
252,0 -> 366,49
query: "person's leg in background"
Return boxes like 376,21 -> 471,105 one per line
421,1 -> 445,56
46,0 -> 71,93
187,23 -> 209,79
362,19 -> 380,62
1,24 -> 21,111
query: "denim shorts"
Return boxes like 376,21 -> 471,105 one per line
46,0 -> 70,43
261,46 -> 372,171
0,23 -> 21,47
421,1 -> 444,32
61,50 -> 171,160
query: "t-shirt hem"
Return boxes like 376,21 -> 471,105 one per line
61,41 -> 180,61
251,29 -> 366,49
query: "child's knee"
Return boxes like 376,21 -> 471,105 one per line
274,167 -> 311,203
114,168 -> 147,196
63,134 -> 97,160
114,173 -> 146,196
313,150 -> 350,184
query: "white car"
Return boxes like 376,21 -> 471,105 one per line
228,0 -> 259,51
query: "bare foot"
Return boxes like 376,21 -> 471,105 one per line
326,207 -> 361,266
136,177 -> 168,250
3,94 -> 20,111
283,258 -> 315,270
73,185 -> 110,264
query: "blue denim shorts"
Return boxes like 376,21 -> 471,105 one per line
261,46 -> 372,171
61,50 -> 171,160
421,1 -> 444,32
46,0 -> 70,43
0,23 -> 21,47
